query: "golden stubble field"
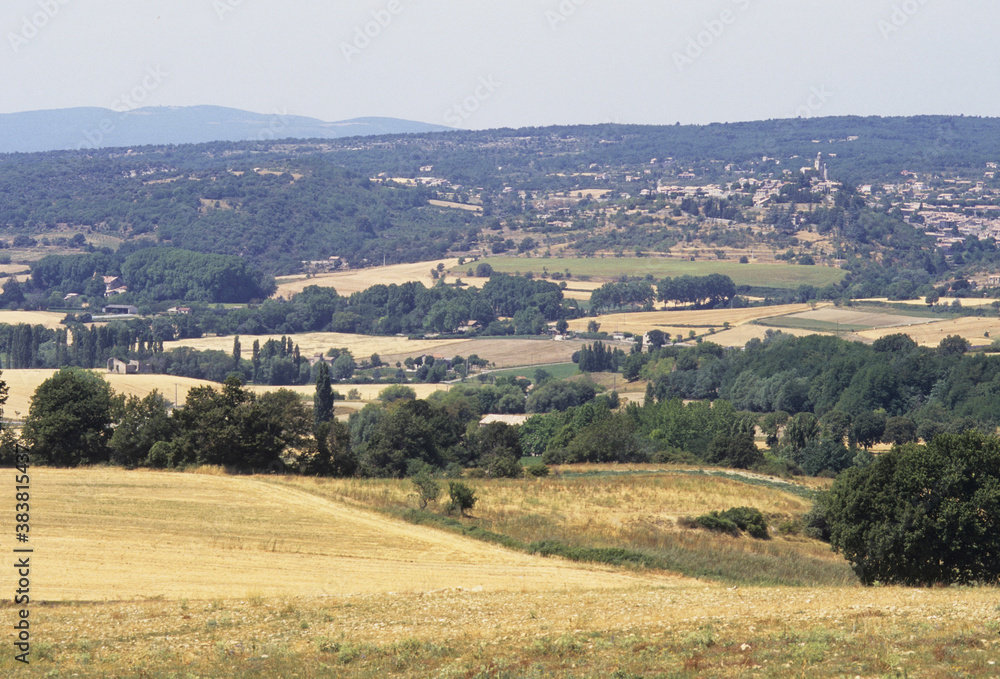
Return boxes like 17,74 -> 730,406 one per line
859,316 -> 1000,348
0,310 -> 68,331
565,303 -> 821,338
273,258 -> 462,298
6,467 -> 999,678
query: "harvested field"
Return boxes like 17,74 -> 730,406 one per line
1,369 -> 219,414
274,258 -> 461,298
16,585 -> 1000,678
32,468 -> 658,601
565,303 -> 819,336
11,468 -> 1000,677
707,324 -> 832,347
859,296 -> 1000,308
461,257 -> 847,289
761,307 -> 934,332
858,316 -> 1000,348
428,199 -> 483,212
168,332 -> 467,360
379,337 -> 586,369
0,309 -> 69,330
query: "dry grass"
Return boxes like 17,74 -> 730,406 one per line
566,303 -> 820,337
167,332 -> 468,360
428,199 -> 483,213
858,316 -> 1000,348
707,324 -> 831,347
31,468 -> 651,602
1,369 -> 219,414
0,309 -> 69,330
780,308 -> 932,328
273,258 -> 461,298
13,467 -> 1000,677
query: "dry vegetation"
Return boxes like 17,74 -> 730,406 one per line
565,303 -> 820,337
8,467 -> 999,677
1,370 -> 219,415
859,316 -> 1000,348
167,332 -> 468,361
0,310 -> 69,331
273,258 -> 461,298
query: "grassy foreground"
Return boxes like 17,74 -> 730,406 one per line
8,466 -> 999,677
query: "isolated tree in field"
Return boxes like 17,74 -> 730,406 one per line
24,367 -> 117,466
412,471 -> 441,509
851,411 -> 886,450
447,481 -> 477,516
825,431 -> 1000,585
313,361 -> 334,424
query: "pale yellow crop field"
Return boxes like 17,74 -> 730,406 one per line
1,369 -> 219,415
858,297 -> 1000,308
428,199 -> 483,212
859,316 -> 1000,348
707,324 -> 832,347
274,258 -> 461,297
565,303 -> 820,336
167,332 -> 468,360
32,468 -> 655,601
0,309 -> 68,330
781,308 -> 932,328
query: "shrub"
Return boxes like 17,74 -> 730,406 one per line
411,472 -> 440,509
688,506 -> 769,539
447,481 -> 477,516
524,462 -> 550,477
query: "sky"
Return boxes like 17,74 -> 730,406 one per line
1,0 -> 995,129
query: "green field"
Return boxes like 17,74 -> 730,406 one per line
464,257 -> 847,290
487,362 -> 580,381
757,317 -> 876,333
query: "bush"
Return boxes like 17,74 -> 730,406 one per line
524,462 -> 550,477
411,472 -> 440,509
688,506 -> 769,539
447,481 -> 477,516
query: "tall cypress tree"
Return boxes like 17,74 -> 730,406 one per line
313,362 -> 334,425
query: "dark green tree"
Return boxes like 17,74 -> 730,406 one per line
313,362 -> 334,425
108,390 -> 176,467
825,431 -> 1000,585
447,481 -> 477,516
23,367 -> 117,466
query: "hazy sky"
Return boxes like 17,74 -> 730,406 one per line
1,0 -> 994,129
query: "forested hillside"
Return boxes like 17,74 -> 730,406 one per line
2,115 -> 1000,278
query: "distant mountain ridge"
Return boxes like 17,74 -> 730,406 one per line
0,105 -> 453,153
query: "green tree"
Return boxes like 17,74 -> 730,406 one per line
447,481 -> 477,516
24,367 -> 117,466
825,431 -> 1000,585
313,362 -> 334,425
108,390 -> 176,467
233,335 -> 241,372
412,471 -> 441,509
